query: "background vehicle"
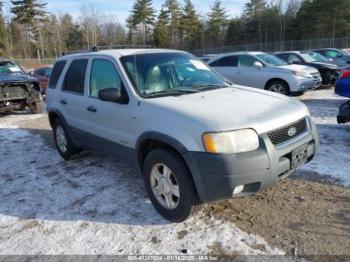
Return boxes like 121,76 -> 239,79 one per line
335,68 -> 350,123
313,48 -> 350,67
0,58 -> 42,114
275,51 -> 341,85
47,49 -> 318,222
207,52 -> 322,96
30,66 -> 52,95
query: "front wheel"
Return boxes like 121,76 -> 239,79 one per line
143,149 -> 203,222
266,80 -> 290,96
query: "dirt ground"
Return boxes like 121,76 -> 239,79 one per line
204,178 -> 350,256
16,113 -> 350,256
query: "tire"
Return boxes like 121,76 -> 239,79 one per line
29,101 -> 43,114
143,148 -> 203,222
266,80 -> 290,96
53,119 -> 80,160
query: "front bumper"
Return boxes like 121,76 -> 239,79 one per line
184,118 -> 319,203
297,77 -> 322,91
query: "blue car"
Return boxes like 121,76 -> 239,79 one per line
335,68 -> 350,123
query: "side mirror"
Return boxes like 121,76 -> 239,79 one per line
98,88 -> 122,102
337,54 -> 343,58
253,61 -> 263,69
292,60 -> 300,64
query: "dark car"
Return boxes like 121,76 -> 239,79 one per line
30,66 -> 52,95
275,51 -> 341,85
312,48 -> 350,67
335,67 -> 350,124
0,58 -> 42,114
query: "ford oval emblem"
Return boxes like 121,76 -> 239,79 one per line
288,127 -> 297,137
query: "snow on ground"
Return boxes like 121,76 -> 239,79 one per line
297,89 -> 350,186
0,114 -> 282,255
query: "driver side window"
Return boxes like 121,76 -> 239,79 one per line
90,59 -> 122,98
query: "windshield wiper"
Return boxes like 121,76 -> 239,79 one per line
193,84 -> 229,91
143,88 -> 199,98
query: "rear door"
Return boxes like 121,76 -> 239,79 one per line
59,58 -> 91,132
209,55 -> 239,83
236,55 -> 265,88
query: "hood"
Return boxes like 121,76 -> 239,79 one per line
308,62 -> 339,69
278,64 -> 319,73
0,73 -> 38,84
146,86 -> 309,134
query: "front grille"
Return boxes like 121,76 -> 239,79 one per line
0,85 -> 27,100
267,118 -> 308,146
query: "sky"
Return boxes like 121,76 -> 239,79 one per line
3,0 -> 247,25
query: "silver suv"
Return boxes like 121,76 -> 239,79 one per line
207,52 -> 322,96
47,49 -> 319,222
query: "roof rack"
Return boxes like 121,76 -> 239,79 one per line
61,45 -> 153,57
93,45 -> 153,51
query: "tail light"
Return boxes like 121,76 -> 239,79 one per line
340,69 -> 350,79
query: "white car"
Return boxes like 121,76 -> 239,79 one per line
207,52 -> 322,96
47,49 -> 318,222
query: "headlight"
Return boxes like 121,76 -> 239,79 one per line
202,129 -> 259,154
292,71 -> 311,78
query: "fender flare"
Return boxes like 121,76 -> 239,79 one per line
135,131 -> 188,166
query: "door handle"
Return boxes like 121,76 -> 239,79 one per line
60,99 -> 67,105
87,106 -> 97,113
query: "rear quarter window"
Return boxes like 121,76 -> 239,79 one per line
48,61 -> 67,89
63,59 -> 88,94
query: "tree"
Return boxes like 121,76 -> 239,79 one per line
207,0 -> 228,45
225,18 -> 245,46
164,0 -> 182,48
0,0 -> 7,56
129,0 -> 156,45
243,0 -> 266,48
153,8 -> 169,48
11,0 -> 47,58
180,0 -> 202,50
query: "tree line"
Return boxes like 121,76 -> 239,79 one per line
0,0 -> 349,60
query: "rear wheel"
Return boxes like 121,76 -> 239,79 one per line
143,148 -> 203,222
53,119 -> 80,160
266,80 -> 290,96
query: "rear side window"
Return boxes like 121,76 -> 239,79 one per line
49,61 -> 66,89
63,59 -> 88,94
210,56 -> 238,67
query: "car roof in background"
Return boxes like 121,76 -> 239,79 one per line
56,49 -> 187,61
0,57 -> 12,63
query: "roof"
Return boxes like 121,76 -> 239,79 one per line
0,57 -> 12,63
59,48 -> 186,60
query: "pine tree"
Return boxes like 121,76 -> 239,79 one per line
130,0 -> 156,45
180,0 -> 202,49
164,0 -> 181,48
207,0 -> 228,44
153,8 -> 169,48
11,0 -> 47,57
243,0 -> 266,47
0,1 -> 7,56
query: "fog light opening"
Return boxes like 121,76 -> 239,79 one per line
233,185 -> 244,195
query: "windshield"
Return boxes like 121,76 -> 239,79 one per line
256,54 -> 287,66
299,53 -> 317,63
120,52 -> 227,98
307,52 -> 330,63
0,61 -> 24,74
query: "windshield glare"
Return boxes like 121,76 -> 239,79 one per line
308,52 -> 329,62
0,61 -> 24,74
300,53 -> 317,63
256,54 -> 287,66
120,53 -> 226,97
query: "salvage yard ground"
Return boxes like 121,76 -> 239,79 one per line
0,88 -> 349,256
